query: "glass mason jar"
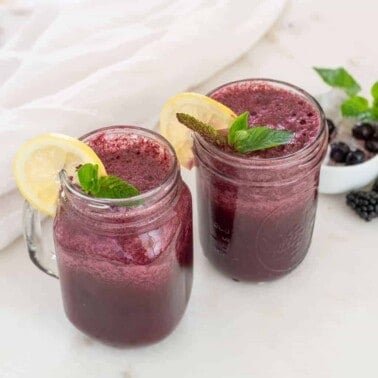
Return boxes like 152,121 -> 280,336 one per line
193,79 -> 328,282
24,126 -> 193,346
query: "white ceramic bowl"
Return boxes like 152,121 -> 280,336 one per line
317,89 -> 378,194
319,148 -> 378,194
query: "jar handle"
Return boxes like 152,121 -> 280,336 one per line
23,201 -> 59,279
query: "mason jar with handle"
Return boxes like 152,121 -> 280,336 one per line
23,126 -> 193,346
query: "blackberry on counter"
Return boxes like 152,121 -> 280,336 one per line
346,191 -> 378,221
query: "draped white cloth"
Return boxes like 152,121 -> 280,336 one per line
0,0 -> 286,249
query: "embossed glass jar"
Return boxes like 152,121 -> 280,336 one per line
193,79 -> 328,281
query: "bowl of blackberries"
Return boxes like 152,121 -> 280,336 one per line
319,118 -> 378,222
319,118 -> 378,194
314,67 -> 378,221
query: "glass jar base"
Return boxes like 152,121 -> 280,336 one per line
64,305 -> 189,348
203,250 -> 308,283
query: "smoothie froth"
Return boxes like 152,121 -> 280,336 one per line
211,80 -> 321,158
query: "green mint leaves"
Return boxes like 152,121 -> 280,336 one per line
341,96 -> 369,118
314,67 -> 378,121
314,67 -> 361,96
371,81 -> 378,99
371,81 -> 378,108
176,111 -> 293,154
227,111 -> 249,145
228,112 -> 293,153
233,127 -> 294,153
77,163 -> 140,199
176,113 -> 227,147
77,163 -> 100,194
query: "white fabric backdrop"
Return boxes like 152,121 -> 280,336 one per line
0,0 -> 286,249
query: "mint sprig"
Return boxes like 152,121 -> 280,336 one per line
314,67 -> 361,96
314,67 -> 378,121
77,163 -> 140,199
176,111 -> 294,154
341,96 -> 369,117
228,112 -> 293,153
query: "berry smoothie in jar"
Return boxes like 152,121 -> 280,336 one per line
193,79 -> 328,281
53,126 -> 193,346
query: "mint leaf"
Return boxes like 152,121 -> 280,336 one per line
314,67 -> 361,96
176,113 -> 227,146
77,163 -> 140,199
367,107 -> 378,120
97,176 -> 140,199
77,163 -> 100,194
371,81 -> 378,99
314,67 -> 378,121
233,127 -> 294,153
354,107 -> 378,122
175,110 -> 293,154
371,81 -> 378,108
228,111 -> 249,146
341,96 -> 369,118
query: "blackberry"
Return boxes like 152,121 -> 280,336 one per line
352,122 -> 375,140
373,125 -> 378,141
326,118 -> 336,140
365,139 -> 378,153
345,149 -> 365,165
330,142 -> 350,163
346,191 -> 378,221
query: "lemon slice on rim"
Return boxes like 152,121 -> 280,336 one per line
13,133 -> 106,216
160,92 -> 236,168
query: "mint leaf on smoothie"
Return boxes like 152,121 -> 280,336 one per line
314,67 -> 361,96
176,110 -> 294,154
232,125 -> 294,153
77,163 -> 140,199
97,176 -> 140,199
228,111 -> 294,153
228,111 -> 249,145
77,163 -> 100,194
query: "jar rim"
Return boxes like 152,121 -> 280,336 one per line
61,125 -> 179,207
196,78 -> 327,166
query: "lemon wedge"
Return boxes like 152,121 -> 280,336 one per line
159,92 -> 236,168
13,133 -> 106,216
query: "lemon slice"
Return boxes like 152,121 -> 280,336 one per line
13,133 -> 106,216
160,92 -> 236,168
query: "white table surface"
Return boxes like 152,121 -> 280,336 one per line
1,1 -> 378,377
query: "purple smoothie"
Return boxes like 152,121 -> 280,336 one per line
212,81 -> 321,157
194,80 -> 327,281
54,126 -> 193,346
